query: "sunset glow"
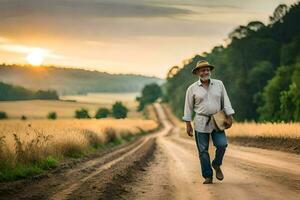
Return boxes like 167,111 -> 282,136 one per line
26,48 -> 45,66
0,0 -> 298,77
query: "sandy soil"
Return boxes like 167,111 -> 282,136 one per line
0,103 -> 299,200
120,104 -> 300,200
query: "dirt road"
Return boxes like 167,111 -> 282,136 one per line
0,103 -> 299,200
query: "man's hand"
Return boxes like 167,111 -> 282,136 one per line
186,122 -> 193,137
224,115 -> 233,129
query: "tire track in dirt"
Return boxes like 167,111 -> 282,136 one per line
2,103 -> 299,200
0,137 -> 154,200
118,107 -> 300,200
166,132 -> 300,200
51,137 -> 154,200
0,103 -> 172,200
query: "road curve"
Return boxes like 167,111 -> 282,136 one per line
119,103 -> 300,200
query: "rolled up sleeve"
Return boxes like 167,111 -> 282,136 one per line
221,82 -> 235,116
182,86 -> 194,121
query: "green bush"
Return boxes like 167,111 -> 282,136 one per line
95,108 -> 110,119
47,112 -> 57,120
112,101 -> 128,119
0,111 -> 7,119
75,108 -> 90,119
21,115 -> 27,120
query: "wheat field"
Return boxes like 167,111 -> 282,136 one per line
227,122 -> 300,138
0,118 -> 157,175
161,104 -> 300,139
0,94 -> 159,180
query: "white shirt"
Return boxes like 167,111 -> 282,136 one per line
182,78 -> 235,133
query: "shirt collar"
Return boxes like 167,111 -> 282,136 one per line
197,78 -> 214,86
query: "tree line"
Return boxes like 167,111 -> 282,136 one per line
0,64 -> 163,95
0,82 -> 58,101
163,2 -> 300,122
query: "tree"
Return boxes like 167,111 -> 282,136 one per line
291,62 -> 300,120
35,90 -> 59,100
167,66 -> 180,79
0,112 -> 7,119
75,108 -> 91,119
95,108 -> 110,119
229,21 -> 265,42
257,65 -> 294,121
47,112 -> 57,120
0,82 -> 59,100
248,61 -> 274,109
279,83 -> 295,121
269,4 -> 288,24
136,83 -> 162,111
229,25 -> 249,40
279,62 -> 300,121
112,102 -> 128,119
247,21 -> 265,32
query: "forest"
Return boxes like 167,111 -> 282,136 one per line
164,3 -> 300,122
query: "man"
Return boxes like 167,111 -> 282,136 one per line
182,60 -> 235,184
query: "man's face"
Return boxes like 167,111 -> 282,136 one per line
196,67 -> 211,81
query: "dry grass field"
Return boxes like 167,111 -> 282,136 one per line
0,99 -> 142,119
0,118 -> 157,151
227,122 -> 300,138
227,122 -> 300,154
162,104 -> 300,138
60,92 -> 139,105
162,103 -> 300,154
0,95 -> 158,181
0,118 -> 158,180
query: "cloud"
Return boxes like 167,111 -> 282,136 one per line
0,0 -> 288,41
147,0 -> 242,9
0,0 -> 193,19
0,43 -> 64,59
0,0 -> 298,77
0,44 -> 35,54
0,36 -> 10,43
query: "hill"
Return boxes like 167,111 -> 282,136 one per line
0,64 -> 164,95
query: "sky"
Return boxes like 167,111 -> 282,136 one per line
0,0 -> 298,78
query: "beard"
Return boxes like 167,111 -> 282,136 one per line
199,72 -> 211,81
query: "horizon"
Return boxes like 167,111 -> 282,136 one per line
0,63 -> 163,79
0,0 -> 298,78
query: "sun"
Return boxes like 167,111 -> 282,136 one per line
26,48 -> 45,66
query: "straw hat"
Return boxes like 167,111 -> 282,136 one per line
192,60 -> 215,75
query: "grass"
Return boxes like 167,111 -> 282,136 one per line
0,156 -> 59,181
0,125 -> 152,181
226,122 -> 300,154
226,122 -> 300,138
0,117 -> 158,181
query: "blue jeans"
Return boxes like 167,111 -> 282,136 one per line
194,129 -> 228,178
